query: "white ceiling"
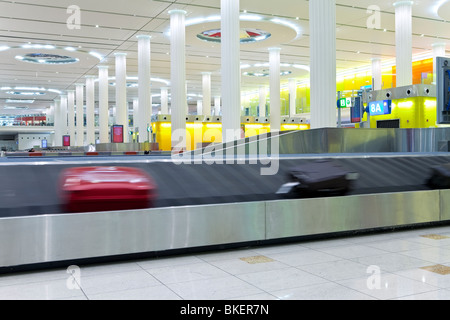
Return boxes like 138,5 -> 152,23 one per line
0,0 -> 448,115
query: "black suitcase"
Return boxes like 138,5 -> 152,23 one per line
277,160 -> 359,197
427,163 -> 450,189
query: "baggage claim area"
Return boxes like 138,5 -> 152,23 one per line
1,0 -> 450,303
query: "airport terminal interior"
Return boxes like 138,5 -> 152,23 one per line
1,0 -> 450,301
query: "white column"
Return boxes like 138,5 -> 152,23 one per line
67,90 -> 75,146
97,66 -> 109,144
46,105 -> 54,126
259,87 -> 266,117
394,1 -> 413,87
214,97 -> 221,116
197,100 -> 203,115
202,72 -> 212,116
53,98 -> 62,146
161,87 -> 169,114
221,0 -> 241,142
432,42 -> 446,83
269,47 -> 281,132
85,76 -> 95,145
169,9 -> 187,152
137,35 -> 152,143
75,83 -> 84,146
133,98 -> 139,132
60,94 -> 68,138
115,52 -> 128,143
289,78 -> 297,117
371,58 -> 383,91
309,0 -> 337,129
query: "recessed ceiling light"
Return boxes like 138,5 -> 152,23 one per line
5,99 -> 34,104
16,53 -> 79,65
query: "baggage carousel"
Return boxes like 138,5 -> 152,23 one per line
1,128 -> 450,273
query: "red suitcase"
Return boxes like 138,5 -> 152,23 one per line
59,166 -> 157,213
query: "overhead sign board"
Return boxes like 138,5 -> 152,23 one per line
368,100 -> 392,116
337,97 -> 352,109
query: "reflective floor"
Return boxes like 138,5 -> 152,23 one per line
3,225 -> 450,300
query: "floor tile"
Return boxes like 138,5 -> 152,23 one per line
395,267 -> 450,289
136,255 -> 205,270
350,252 -> 432,273
266,248 -> 342,267
196,248 -> 263,263
337,273 -> 438,300
298,238 -> 354,250
78,270 -> 161,296
399,247 -> 450,264
88,285 -> 182,300
145,262 -> 230,285
272,282 -> 376,300
297,259 -> 372,282
252,243 -> 308,255
316,244 -> 388,259
394,289 -> 450,300
208,256 -> 288,276
421,264 -> 450,275
0,278 -> 86,300
0,268 -> 69,287
364,239 -> 432,253
73,261 -> 142,277
236,267 -> 327,292
228,292 -> 279,300
240,255 -> 275,264
421,234 -> 450,240
167,276 -> 263,300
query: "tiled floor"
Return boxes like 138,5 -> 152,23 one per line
3,225 -> 450,300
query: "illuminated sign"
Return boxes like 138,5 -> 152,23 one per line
111,125 -> 124,143
337,98 -> 352,108
63,135 -> 70,147
369,100 -> 392,116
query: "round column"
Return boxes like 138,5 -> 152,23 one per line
197,100 -> 203,116
269,47 -> 281,132
75,83 -> 84,146
432,42 -> 446,83
169,9 -> 187,152
289,78 -> 297,117
221,0 -> 241,142
85,76 -> 96,146
67,90 -> 75,146
137,35 -> 152,143
394,1 -> 413,87
161,87 -> 169,115
214,97 -> 221,116
98,66 -> 109,144
60,94 -> 68,138
132,98 -> 139,133
259,87 -> 266,117
202,72 -> 212,117
115,52 -> 128,143
309,0 -> 337,129
53,98 -> 62,146
371,58 -> 382,91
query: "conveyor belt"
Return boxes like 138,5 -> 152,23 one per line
1,153 -> 450,218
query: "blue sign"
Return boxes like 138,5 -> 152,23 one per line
369,100 -> 392,116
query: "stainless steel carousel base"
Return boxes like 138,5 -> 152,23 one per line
1,190 -> 449,270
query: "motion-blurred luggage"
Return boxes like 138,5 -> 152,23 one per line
277,160 -> 359,197
427,163 -> 450,189
59,166 -> 157,213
